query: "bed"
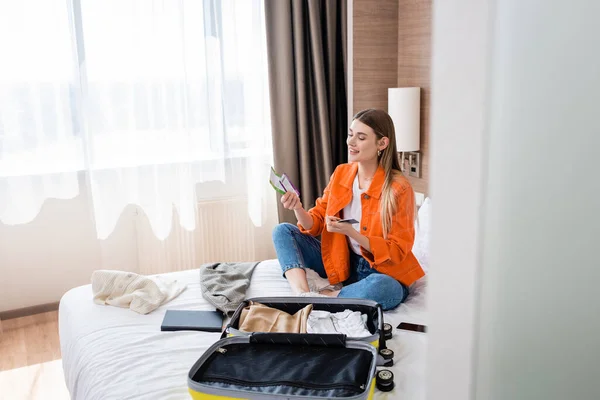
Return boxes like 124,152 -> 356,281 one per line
59,259 -> 428,400
60,196 -> 431,400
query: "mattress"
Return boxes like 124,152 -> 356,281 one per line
59,259 -> 428,400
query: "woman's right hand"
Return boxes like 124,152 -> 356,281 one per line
281,191 -> 303,211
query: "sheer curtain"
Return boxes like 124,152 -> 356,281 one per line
0,0 -> 273,240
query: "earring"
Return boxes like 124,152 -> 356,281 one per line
377,150 -> 382,157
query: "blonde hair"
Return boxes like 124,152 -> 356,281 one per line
353,109 -> 407,239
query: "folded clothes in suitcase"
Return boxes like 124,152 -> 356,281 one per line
223,297 -> 387,350
187,333 -> 378,399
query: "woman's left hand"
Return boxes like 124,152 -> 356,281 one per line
325,216 -> 355,236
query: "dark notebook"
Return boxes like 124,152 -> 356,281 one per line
160,310 -> 224,332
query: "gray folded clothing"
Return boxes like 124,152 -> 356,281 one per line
199,262 -> 259,316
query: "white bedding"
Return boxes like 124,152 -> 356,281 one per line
59,260 -> 428,400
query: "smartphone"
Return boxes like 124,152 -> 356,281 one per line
397,322 -> 427,333
338,218 -> 359,224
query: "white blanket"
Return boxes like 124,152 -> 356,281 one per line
91,270 -> 186,314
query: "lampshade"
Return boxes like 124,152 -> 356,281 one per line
388,87 -> 421,152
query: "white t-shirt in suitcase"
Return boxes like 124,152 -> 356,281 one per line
306,309 -> 371,338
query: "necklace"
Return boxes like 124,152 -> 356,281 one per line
361,173 -> 375,182
358,166 -> 376,183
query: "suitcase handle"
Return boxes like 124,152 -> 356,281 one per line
250,333 -> 347,347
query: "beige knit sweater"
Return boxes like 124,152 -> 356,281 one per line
91,270 -> 186,314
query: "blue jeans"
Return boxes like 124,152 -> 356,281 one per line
272,223 -> 408,310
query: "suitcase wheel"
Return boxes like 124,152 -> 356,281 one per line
383,323 -> 393,340
379,348 -> 394,360
376,369 -> 395,392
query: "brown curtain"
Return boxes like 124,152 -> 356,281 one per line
265,0 -> 348,223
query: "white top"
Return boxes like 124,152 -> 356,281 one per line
343,174 -> 367,254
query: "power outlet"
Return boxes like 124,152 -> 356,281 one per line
408,152 -> 421,178
415,192 -> 425,207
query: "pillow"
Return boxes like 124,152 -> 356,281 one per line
412,197 -> 431,273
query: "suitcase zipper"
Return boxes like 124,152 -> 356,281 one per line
202,375 -> 365,393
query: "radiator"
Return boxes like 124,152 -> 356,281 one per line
135,197 -> 277,275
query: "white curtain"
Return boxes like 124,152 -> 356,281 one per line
0,0 -> 273,240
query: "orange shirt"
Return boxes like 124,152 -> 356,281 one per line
298,163 -> 425,286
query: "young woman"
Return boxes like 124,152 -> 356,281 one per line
272,109 -> 424,310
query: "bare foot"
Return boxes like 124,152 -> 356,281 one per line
319,289 -> 341,297
299,292 -> 328,297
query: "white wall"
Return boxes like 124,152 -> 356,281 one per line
426,0 -> 492,398
428,0 -> 600,399
475,1 -> 600,399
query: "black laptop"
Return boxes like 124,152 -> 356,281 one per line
160,309 -> 224,332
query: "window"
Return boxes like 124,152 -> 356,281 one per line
0,0 -> 272,176
0,0 -> 273,239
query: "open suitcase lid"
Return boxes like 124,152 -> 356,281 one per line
188,334 -> 378,400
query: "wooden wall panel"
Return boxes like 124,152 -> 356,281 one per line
397,0 -> 432,194
352,1 -> 399,113
352,0 -> 432,194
